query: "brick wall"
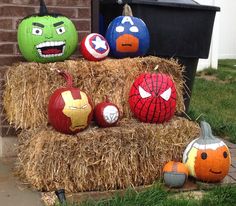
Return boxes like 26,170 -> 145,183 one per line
0,0 -> 92,142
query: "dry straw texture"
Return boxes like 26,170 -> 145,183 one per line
3,56 -> 185,130
16,117 -> 200,192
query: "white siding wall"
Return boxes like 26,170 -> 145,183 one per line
218,0 -> 236,59
196,0 -> 236,70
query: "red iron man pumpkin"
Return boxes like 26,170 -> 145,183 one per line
129,73 -> 177,123
94,96 -> 120,127
48,71 -> 93,134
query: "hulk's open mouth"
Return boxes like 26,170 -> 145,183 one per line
36,41 -> 65,58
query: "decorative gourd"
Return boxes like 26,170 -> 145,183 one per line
94,96 -> 120,127
163,161 -> 189,188
105,4 -> 150,58
129,72 -> 176,123
183,121 -> 231,182
48,71 -> 93,134
17,0 -> 78,63
80,33 -> 110,61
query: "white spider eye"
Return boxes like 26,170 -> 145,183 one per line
130,26 -> 139,33
32,28 -> 43,36
115,26 -> 125,33
160,88 -> 172,101
56,26 -> 66,35
139,86 -> 151,99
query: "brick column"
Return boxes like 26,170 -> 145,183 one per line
0,0 -> 92,157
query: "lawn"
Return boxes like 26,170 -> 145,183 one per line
56,184 -> 236,206
188,59 -> 236,143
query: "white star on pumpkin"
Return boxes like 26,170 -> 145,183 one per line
92,36 -> 107,50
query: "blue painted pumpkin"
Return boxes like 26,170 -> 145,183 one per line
105,14 -> 150,58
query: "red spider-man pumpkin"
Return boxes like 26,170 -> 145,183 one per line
129,73 -> 176,123
48,71 -> 93,134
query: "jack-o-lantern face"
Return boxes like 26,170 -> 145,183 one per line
183,121 -> 231,182
17,0 -> 78,63
194,145 -> 230,182
129,73 -> 177,123
105,16 -> 150,58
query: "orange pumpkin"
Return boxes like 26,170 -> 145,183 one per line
163,161 -> 188,188
183,121 -> 231,182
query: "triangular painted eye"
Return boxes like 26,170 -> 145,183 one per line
160,88 -> 171,101
139,86 -> 151,99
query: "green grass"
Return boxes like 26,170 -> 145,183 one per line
188,59 -> 236,143
55,184 -> 236,206
197,59 -> 236,82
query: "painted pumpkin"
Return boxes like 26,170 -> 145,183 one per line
105,4 -> 150,58
94,96 -> 120,127
183,121 -> 231,182
17,0 -> 78,63
80,33 -> 110,61
163,161 -> 188,188
129,72 -> 176,123
48,71 -> 93,134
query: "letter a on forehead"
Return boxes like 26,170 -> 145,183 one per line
121,16 -> 134,25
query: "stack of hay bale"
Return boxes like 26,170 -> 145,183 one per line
3,56 -> 200,192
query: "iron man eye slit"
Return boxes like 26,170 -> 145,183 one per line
68,104 -> 88,110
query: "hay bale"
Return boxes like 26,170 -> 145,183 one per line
16,117 -> 200,192
3,56 -> 185,130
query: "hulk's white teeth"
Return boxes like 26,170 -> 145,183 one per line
36,41 -> 65,49
36,41 -> 66,58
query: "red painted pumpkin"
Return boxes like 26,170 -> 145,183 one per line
129,72 -> 176,123
48,71 -> 93,134
163,161 -> 188,188
183,121 -> 231,182
80,33 -> 110,61
94,96 -> 120,127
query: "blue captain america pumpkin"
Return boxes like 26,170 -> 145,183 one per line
105,4 -> 150,58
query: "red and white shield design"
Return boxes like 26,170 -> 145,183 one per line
80,33 -> 110,61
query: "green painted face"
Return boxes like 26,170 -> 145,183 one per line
17,15 -> 78,63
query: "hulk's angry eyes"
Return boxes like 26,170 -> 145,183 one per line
32,21 -> 65,35
31,21 -> 67,58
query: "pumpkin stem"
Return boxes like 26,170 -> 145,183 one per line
59,71 -> 73,88
200,121 -> 215,140
105,95 -> 110,102
122,4 -> 133,16
39,0 -> 49,15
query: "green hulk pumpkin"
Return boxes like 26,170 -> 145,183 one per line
17,0 -> 78,63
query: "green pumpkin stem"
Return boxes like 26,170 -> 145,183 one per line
59,71 -> 73,88
39,0 -> 49,15
200,121 -> 215,140
122,4 -> 133,16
